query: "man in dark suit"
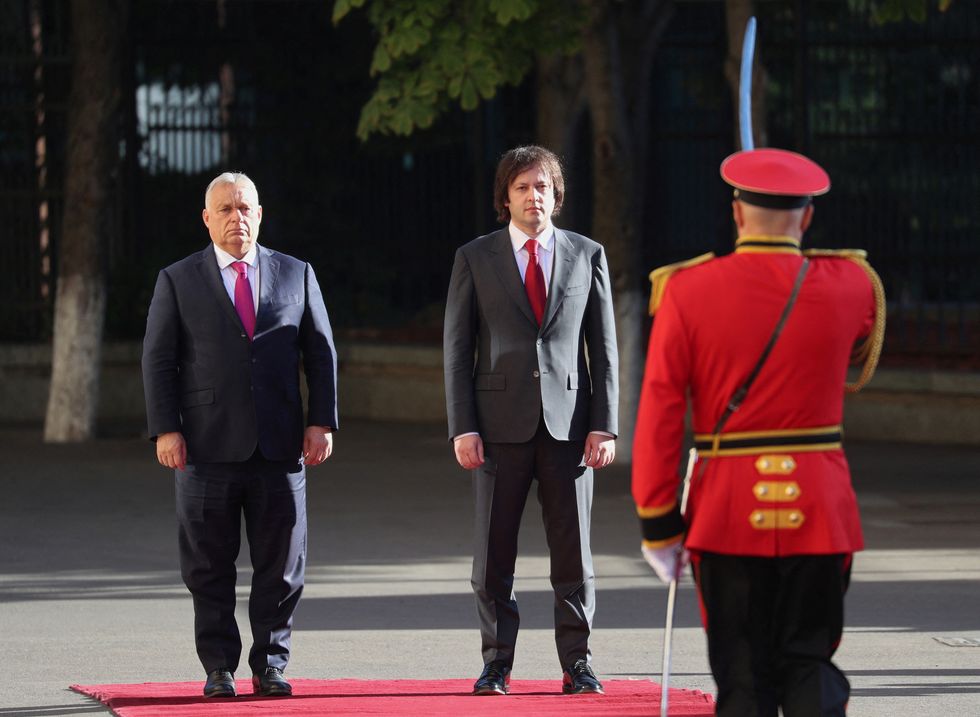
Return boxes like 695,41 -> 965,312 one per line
142,172 -> 338,699
444,145 -> 619,696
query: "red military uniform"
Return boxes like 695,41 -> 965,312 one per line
631,148 -> 887,716
632,237 -> 883,556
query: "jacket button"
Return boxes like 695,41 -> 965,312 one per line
532,370 -> 540,378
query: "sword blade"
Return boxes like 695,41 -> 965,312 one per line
661,448 -> 699,714
660,577 -> 678,715
739,16 -> 757,151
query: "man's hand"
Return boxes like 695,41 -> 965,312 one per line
641,542 -> 690,584
453,434 -> 484,470
584,432 -> 615,469
156,431 -> 187,471
304,425 -> 334,466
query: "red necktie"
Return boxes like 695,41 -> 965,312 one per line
524,239 -> 547,325
232,261 -> 256,339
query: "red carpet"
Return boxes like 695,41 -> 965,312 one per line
71,678 -> 714,716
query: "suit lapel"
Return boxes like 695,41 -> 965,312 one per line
256,244 -> 280,331
540,229 -> 577,332
486,229 -> 539,328
196,245 -> 243,331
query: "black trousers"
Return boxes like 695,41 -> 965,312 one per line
175,452 -> 307,675
471,422 -> 594,671
693,552 -> 852,717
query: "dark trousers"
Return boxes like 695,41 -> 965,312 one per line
175,453 -> 307,675
471,423 -> 594,671
693,552 -> 852,717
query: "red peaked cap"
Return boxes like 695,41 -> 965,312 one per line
720,148 -> 830,209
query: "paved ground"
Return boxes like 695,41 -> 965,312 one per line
0,420 -> 978,716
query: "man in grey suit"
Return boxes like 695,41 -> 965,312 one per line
444,145 -> 619,696
142,172 -> 338,699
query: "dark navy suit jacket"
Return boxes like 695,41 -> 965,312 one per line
141,243 -> 338,463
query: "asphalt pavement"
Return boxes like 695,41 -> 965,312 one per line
0,420 -> 978,716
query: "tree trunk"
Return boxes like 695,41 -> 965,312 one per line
535,53 -> 585,161
578,0 -> 671,463
43,1 -> 128,442
579,5 -> 643,463
724,0 -> 768,149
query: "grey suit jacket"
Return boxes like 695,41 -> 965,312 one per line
142,243 -> 338,463
444,227 -> 619,443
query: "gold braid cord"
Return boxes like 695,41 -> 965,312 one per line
804,249 -> 886,393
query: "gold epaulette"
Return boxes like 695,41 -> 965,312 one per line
804,249 -> 886,392
648,252 -> 715,316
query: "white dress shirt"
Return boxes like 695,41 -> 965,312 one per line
213,243 -> 260,314
509,222 -> 555,291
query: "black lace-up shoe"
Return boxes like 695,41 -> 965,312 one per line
203,669 -> 236,698
252,666 -> 292,697
472,660 -> 511,695
562,659 -> 604,695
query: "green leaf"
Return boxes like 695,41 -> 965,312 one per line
460,76 -> 479,110
447,74 -> 462,99
332,0 -> 368,25
332,0 -> 352,25
371,43 -> 392,74
489,0 -> 536,25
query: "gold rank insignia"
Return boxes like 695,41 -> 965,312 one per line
648,252 -> 715,316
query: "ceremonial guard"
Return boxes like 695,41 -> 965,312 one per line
632,148 -> 885,715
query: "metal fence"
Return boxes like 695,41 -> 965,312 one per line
648,0 -> 980,367
2,0 -> 978,367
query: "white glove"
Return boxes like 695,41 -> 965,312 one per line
641,542 -> 690,584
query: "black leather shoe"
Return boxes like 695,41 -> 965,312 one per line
472,660 -> 511,695
252,666 -> 292,697
203,669 -> 236,698
562,659 -> 604,695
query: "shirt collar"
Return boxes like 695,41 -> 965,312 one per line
508,223 -> 555,254
213,243 -> 259,269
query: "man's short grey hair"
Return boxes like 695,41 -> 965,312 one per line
204,171 -> 258,206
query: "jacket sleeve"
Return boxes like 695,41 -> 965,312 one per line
631,284 -> 690,546
443,248 -> 479,440
584,245 -> 619,436
141,269 -> 182,440
300,262 -> 339,430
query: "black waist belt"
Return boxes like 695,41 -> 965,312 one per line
693,425 -> 843,457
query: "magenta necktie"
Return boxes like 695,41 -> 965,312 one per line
524,239 -> 547,326
232,261 -> 256,339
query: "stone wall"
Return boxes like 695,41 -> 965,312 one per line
1,342 -> 977,445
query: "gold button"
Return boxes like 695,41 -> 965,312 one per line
760,459 -> 771,470
781,459 -> 794,471
758,485 -> 769,496
788,512 -> 801,523
752,512 -> 765,524
785,485 -> 797,497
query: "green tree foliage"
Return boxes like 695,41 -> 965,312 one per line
333,0 -> 586,140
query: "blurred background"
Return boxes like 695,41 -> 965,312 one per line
1,0 -> 977,445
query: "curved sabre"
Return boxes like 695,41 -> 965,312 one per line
739,16 -> 757,151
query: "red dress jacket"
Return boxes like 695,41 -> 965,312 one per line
631,237 -> 882,557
